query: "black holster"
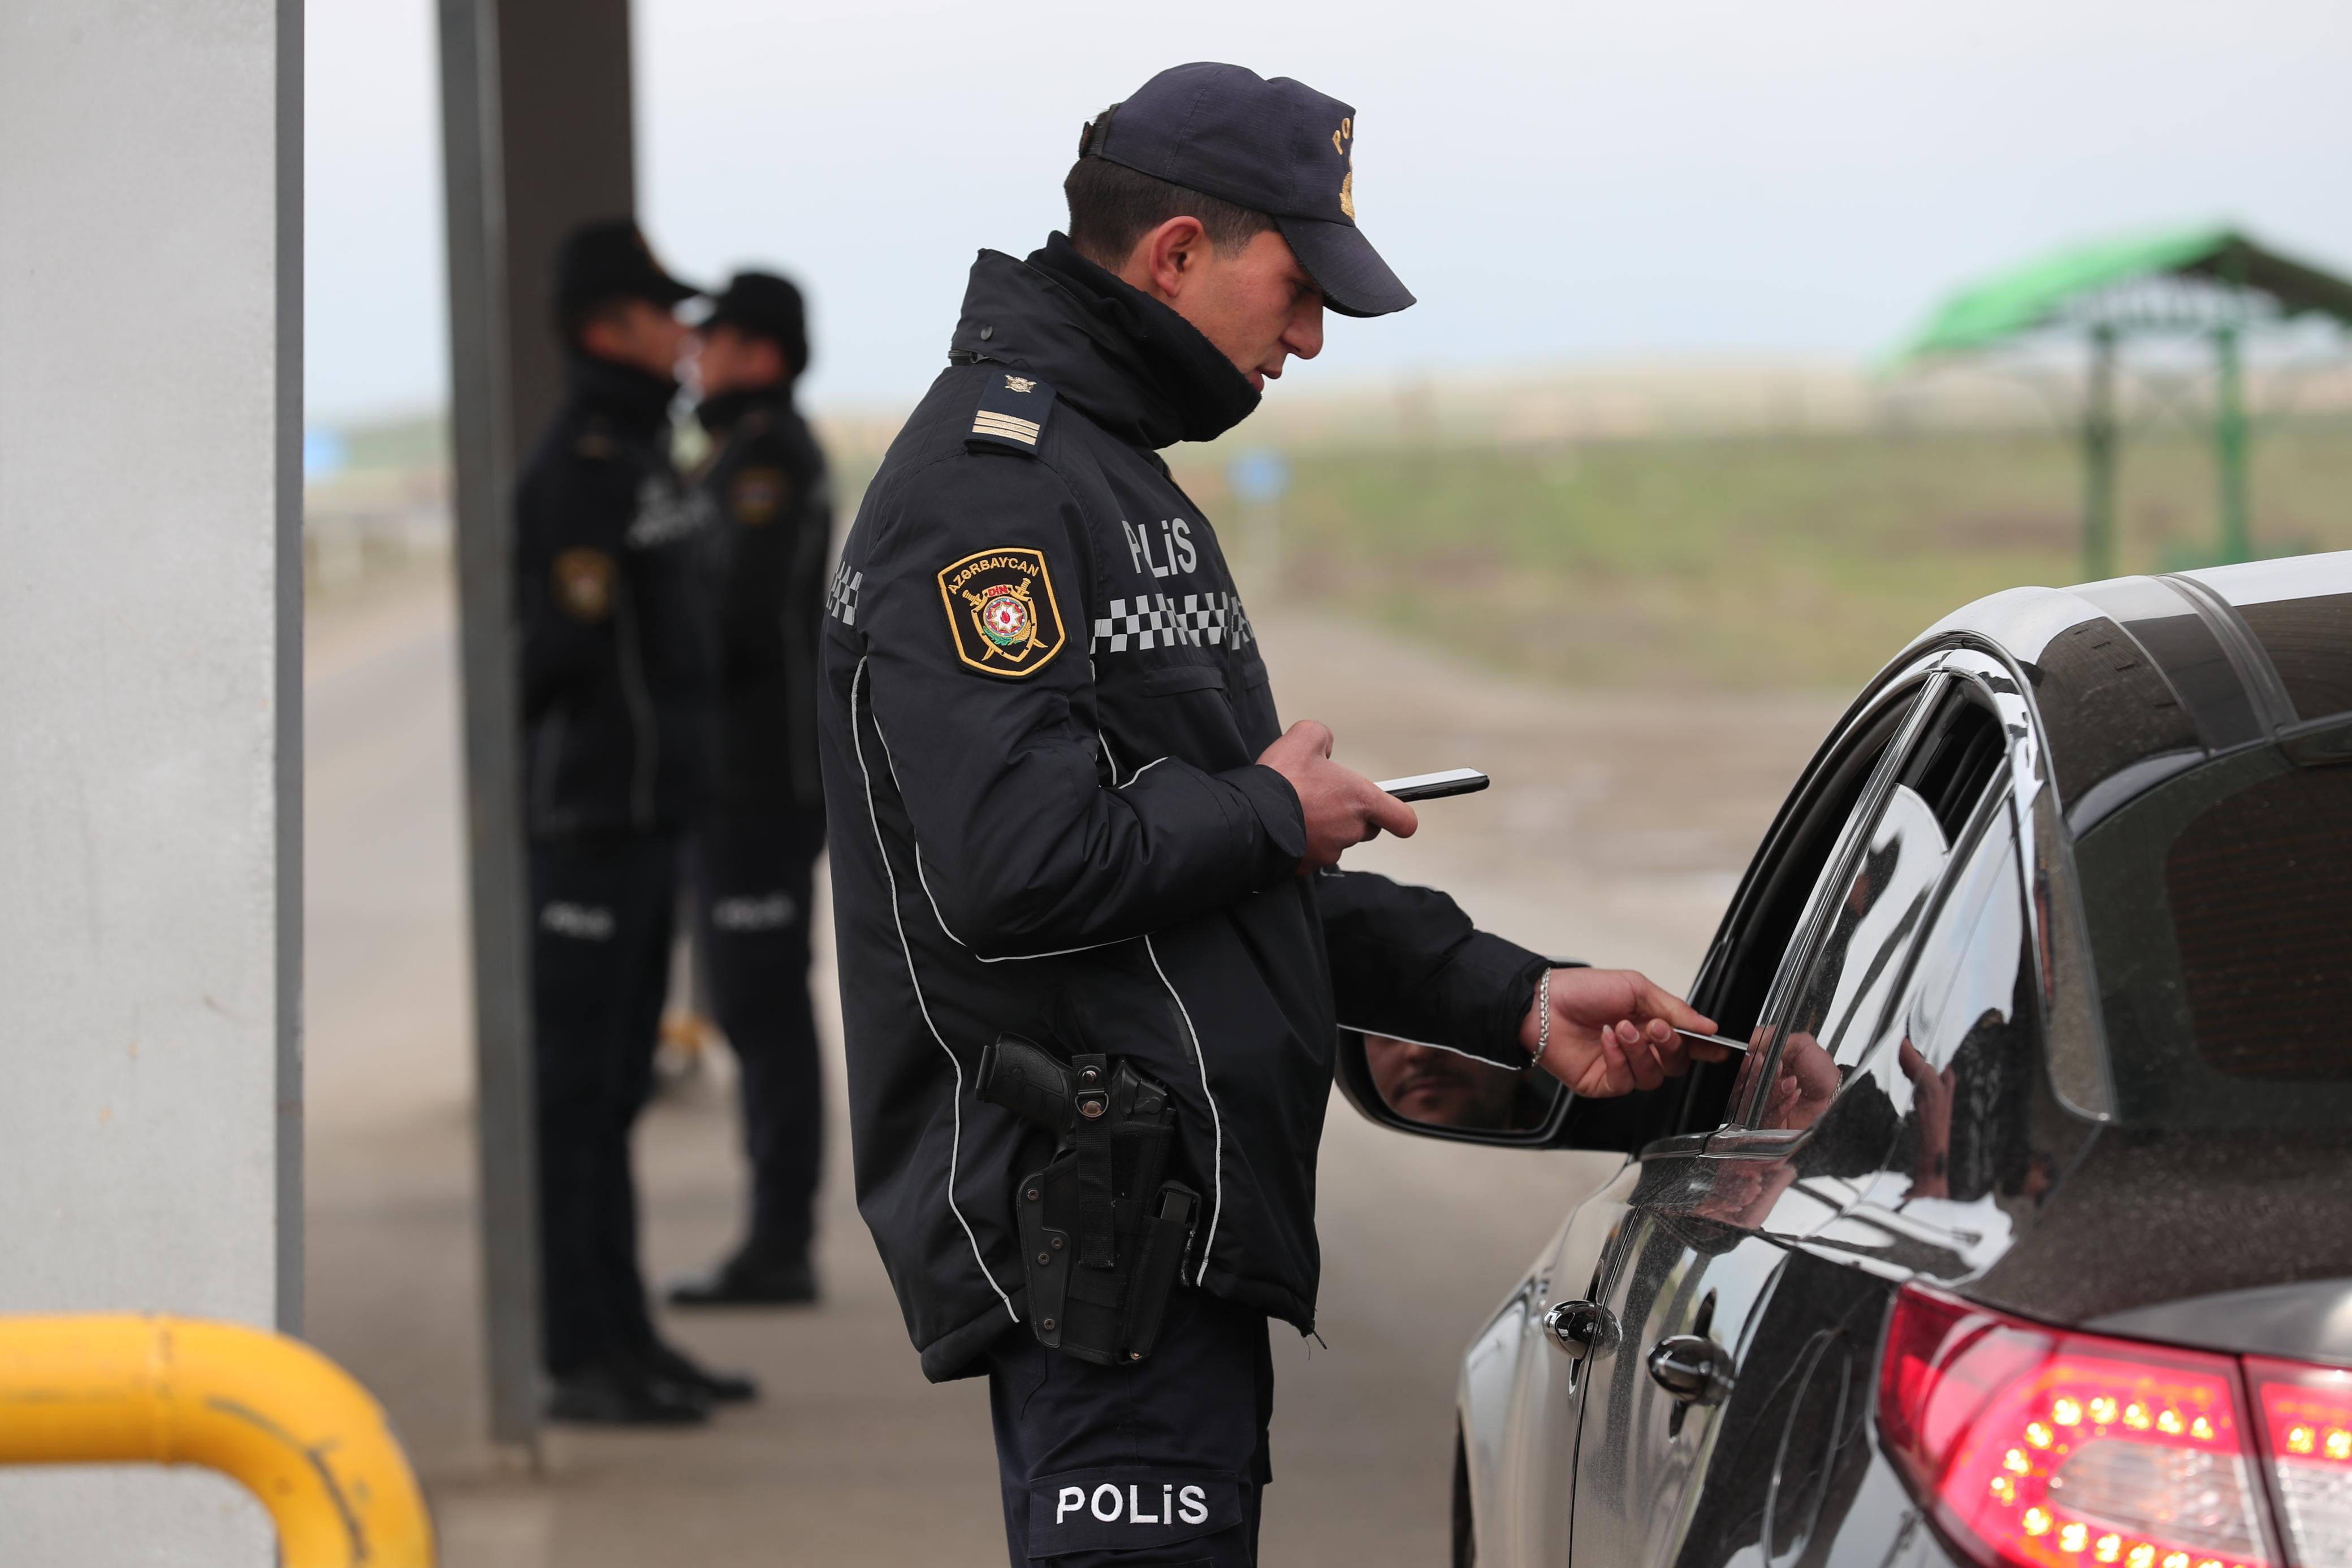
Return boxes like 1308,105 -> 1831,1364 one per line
978,1033 -> 1199,1366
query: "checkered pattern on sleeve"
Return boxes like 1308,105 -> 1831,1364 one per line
1089,592 -> 1256,655
825,561 -> 863,626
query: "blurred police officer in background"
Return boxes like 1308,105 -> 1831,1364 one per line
666,271 -> 835,1308
514,218 -> 758,1424
815,64 -> 1722,1565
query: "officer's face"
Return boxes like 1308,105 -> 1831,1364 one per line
694,324 -> 785,399
1149,227 -> 1325,393
580,298 -> 695,382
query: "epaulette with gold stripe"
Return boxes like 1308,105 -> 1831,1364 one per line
966,369 -> 1057,455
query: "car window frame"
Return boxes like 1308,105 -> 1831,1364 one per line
1936,643 -> 2115,1121
1653,665 -> 1946,1149
1719,673 -> 1953,1132
1652,637 -> 2115,1157
1710,661 -> 2047,1149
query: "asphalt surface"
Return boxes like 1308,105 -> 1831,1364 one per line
302,574 -> 1835,1566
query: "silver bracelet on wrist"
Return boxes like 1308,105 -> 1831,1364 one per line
1530,967 -> 1553,1072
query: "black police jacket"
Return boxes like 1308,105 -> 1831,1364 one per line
691,384 -> 832,816
818,235 -> 1549,1381
514,355 -> 713,839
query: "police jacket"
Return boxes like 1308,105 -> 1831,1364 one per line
818,234 -> 1549,1381
515,354 -> 712,839
691,384 -> 832,816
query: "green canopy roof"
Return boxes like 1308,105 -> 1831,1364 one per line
1898,224 -> 2352,361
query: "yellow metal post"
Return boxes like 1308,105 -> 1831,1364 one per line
0,1314 -> 434,1566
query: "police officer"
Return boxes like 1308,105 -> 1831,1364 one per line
816,66 -> 1723,1563
666,272 -> 833,1307
515,218 -> 757,1424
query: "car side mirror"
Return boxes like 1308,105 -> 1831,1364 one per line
1334,1028 -> 1573,1147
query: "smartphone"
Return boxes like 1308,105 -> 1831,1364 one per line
1374,768 -> 1490,803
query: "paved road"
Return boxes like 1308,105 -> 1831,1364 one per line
301,576 -> 1835,1566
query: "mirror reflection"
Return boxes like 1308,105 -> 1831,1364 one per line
1364,1034 -> 1564,1132
1732,782 -> 1953,1128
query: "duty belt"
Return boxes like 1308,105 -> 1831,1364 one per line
978,1033 -> 1199,1365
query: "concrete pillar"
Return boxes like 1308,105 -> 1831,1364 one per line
0,0 -> 301,1560
498,0 -> 638,449
438,0 -> 637,1451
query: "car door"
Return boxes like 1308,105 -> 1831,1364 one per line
1480,1157 -> 1641,1568
1559,674 -> 2015,1568
1673,772 -> 2038,1568
1481,667 -> 1929,1568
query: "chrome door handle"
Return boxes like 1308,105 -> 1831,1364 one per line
1646,1333 -> 1734,1405
1541,1300 -> 1617,1360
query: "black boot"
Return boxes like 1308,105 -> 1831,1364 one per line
642,1339 -> 760,1405
545,1359 -> 711,1426
666,1244 -> 819,1308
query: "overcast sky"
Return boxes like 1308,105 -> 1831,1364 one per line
305,0 -> 2352,422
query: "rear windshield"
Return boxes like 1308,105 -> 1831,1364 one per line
2076,740 -> 2352,1127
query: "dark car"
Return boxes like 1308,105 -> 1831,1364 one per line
1338,556 -> 2352,1568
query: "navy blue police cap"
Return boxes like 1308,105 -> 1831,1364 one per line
1080,62 -> 1415,319
703,271 -> 810,375
552,218 -> 701,322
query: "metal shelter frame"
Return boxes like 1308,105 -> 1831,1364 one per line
1896,226 -> 2352,580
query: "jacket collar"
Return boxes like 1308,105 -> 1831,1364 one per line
564,352 -> 678,435
947,232 -> 1260,449
694,382 -> 790,439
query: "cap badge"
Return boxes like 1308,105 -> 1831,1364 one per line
1333,117 -> 1356,220
937,547 -> 1067,678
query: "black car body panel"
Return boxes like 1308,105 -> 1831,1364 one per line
1350,555 -> 2352,1568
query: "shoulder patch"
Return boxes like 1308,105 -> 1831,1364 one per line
936,547 -> 1067,677
966,371 -> 1058,454
728,466 -> 789,525
573,421 -> 620,461
553,548 -> 616,621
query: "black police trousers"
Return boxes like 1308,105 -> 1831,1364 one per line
688,809 -> 827,1259
987,1289 -> 1274,1566
529,831 -> 676,1375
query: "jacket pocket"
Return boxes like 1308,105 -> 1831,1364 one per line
1138,663 -> 1227,698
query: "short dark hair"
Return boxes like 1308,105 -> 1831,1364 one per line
1063,156 -> 1275,270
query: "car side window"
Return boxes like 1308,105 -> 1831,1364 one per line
1783,787 -> 1950,1065
1730,686 -> 2009,1132
1797,802 -> 2047,1270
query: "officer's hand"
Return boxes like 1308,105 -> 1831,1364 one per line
1256,720 -> 1418,873
1523,969 -> 1724,1098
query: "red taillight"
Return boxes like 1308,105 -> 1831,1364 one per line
2247,1357 -> 2352,1568
1880,1285 -> 2275,1568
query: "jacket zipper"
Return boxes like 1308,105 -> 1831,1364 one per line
613,572 -> 658,828
781,496 -> 828,808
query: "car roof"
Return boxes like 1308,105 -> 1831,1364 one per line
1905,550 -> 2352,830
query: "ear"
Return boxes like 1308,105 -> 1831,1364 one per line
1120,216 -> 1209,305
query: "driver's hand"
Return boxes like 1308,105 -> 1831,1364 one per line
1522,969 -> 1724,1098
1760,1031 -> 1839,1130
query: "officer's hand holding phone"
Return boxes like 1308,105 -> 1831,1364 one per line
1256,720 -> 1418,873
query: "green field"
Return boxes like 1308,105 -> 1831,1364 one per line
319,404 -> 2351,692
1170,417 -> 2352,691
